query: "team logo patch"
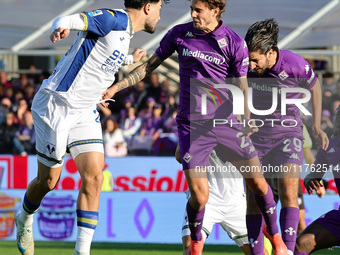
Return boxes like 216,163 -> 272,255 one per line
185,31 -> 195,37
183,152 -> 192,163
242,57 -> 249,66
47,143 -> 56,154
217,38 -> 227,48
88,10 -> 103,17
279,70 -> 289,81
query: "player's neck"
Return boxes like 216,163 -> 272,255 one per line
268,50 -> 278,69
126,9 -> 143,33
202,20 -> 220,34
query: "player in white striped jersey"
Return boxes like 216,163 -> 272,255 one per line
15,1 -> 166,255
176,146 -> 251,255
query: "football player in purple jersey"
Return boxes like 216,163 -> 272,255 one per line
294,106 -> 340,254
245,18 -> 329,255
103,1 -> 287,255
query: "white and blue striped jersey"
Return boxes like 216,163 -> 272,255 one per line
40,9 -> 133,108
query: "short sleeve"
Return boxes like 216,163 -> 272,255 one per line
230,39 -> 249,78
297,59 -> 317,90
155,28 -> 177,60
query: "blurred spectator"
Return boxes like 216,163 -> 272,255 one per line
3,87 -> 14,103
24,83 -> 36,108
163,94 -> 178,120
122,106 -> 142,147
0,112 -> 18,154
320,109 -> 333,137
0,71 -> 12,95
130,103 -> 163,154
321,72 -> 337,94
322,89 -> 334,113
13,73 -> 34,90
131,80 -> 148,112
117,97 -> 132,125
14,98 -> 29,126
0,97 -> 12,124
102,117 -> 127,157
139,96 -> 156,121
159,79 -> 171,107
146,72 -> 161,103
140,103 -> 163,141
13,111 -> 36,156
153,109 -> 178,156
11,89 -> 25,113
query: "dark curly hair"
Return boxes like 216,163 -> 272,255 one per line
245,18 -> 279,54
125,0 -> 169,9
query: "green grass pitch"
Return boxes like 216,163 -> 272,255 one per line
0,241 -> 339,254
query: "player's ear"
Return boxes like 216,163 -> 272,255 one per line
143,3 -> 151,15
213,7 -> 220,17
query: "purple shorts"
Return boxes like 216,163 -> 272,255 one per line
177,119 -> 258,170
315,209 -> 340,240
251,135 -> 304,167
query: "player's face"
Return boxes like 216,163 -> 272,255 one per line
249,51 -> 270,75
144,1 -> 162,34
190,0 -> 219,33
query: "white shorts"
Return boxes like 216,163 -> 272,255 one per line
181,195 -> 248,247
31,89 -> 104,168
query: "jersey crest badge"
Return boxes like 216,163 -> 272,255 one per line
183,152 -> 192,163
217,38 -> 227,48
279,70 -> 289,81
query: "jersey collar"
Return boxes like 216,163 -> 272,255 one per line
191,20 -> 226,37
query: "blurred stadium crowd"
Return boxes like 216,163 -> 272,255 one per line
0,58 -> 339,157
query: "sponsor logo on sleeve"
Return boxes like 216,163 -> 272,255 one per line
242,57 -> 249,66
305,65 -> 310,74
88,10 -> 103,17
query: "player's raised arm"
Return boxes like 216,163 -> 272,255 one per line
50,14 -> 85,43
101,53 -> 164,106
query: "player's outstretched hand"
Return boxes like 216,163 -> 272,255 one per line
312,126 -> 329,150
132,49 -> 147,63
305,178 -> 324,195
50,28 -> 70,43
101,85 -> 118,107
242,119 -> 259,138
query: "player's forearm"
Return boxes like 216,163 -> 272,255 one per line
52,14 -> 85,32
115,53 -> 163,93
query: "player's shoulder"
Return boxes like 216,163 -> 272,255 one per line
170,22 -> 193,35
279,49 -> 309,75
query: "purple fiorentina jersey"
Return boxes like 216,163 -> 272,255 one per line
155,21 -> 249,121
248,49 -> 317,138
314,136 -> 340,193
